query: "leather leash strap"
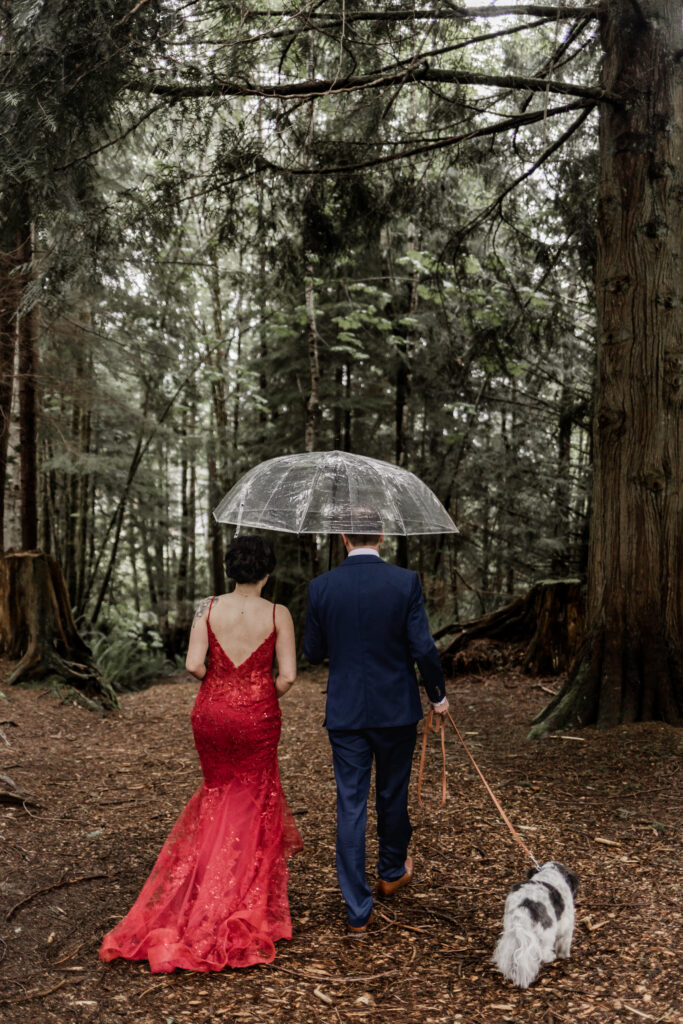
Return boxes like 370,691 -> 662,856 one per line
418,708 -> 540,868
417,709 -> 447,810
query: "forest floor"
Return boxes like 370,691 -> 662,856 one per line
0,659 -> 681,1024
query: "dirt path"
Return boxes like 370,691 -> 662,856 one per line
0,664 -> 680,1024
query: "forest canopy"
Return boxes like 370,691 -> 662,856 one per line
1,1 -> 681,728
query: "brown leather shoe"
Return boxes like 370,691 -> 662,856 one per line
377,856 -> 414,898
347,912 -> 374,935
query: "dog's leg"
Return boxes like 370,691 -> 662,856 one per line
555,930 -> 572,958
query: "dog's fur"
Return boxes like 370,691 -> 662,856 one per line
492,861 -> 579,988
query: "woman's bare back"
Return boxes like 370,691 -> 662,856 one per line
207,593 -> 276,667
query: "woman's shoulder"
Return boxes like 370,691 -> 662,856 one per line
192,595 -> 214,621
272,601 -> 293,625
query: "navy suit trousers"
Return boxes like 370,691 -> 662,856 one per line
328,724 -> 417,927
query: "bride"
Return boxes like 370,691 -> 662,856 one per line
99,536 -> 302,972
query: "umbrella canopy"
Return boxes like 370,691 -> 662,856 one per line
213,450 -> 458,536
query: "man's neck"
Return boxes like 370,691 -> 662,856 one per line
347,546 -> 381,557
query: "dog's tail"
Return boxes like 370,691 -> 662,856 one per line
492,917 -> 543,989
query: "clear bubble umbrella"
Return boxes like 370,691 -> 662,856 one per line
213,450 -> 458,536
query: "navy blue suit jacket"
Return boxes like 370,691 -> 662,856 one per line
303,554 -> 446,729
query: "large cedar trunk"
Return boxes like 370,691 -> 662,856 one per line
531,0 -> 682,734
0,551 -> 117,710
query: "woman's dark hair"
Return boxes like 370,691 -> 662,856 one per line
224,536 -> 276,584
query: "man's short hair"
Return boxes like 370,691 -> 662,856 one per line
346,507 -> 383,547
346,531 -> 383,547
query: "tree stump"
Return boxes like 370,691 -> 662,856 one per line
438,580 -> 585,677
0,551 -> 117,710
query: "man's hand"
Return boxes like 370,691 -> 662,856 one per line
431,696 -> 449,716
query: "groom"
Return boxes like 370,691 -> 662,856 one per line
303,518 -> 449,933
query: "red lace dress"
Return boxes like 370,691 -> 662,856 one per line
99,600 -> 302,972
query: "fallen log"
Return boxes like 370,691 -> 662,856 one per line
438,579 -> 585,677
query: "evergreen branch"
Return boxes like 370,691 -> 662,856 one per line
226,12 -> 558,45
240,6 -> 600,23
53,103 -> 166,172
453,103 -> 595,240
374,18 -> 564,71
258,98 -> 596,175
136,67 -> 615,103
114,0 -> 160,30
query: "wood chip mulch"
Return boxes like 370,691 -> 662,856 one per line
0,659 -> 680,1024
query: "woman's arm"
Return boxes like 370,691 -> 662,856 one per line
185,597 -> 211,679
274,604 -> 296,698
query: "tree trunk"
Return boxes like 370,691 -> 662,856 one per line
90,432 -> 144,624
207,438 -> 225,596
206,241 -> 231,490
0,551 -> 117,710
176,403 -> 196,617
188,426 -> 196,604
153,439 -> 168,611
138,515 -> 159,609
334,364 -> 343,450
303,264 -> 321,576
531,0 -> 682,734
64,390 -> 80,601
16,213 -> 38,550
128,528 -> 140,613
304,263 -> 320,454
256,181 -> 269,424
75,397 -> 92,615
343,362 -> 352,451
0,229 -> 18,550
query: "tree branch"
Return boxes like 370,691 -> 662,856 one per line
227,11 -> 558,46
135,67 -> 616,103
241,6 -> 600,23
363,18 -> 565,76
453,104 -> 596,240
258,98 -> 595,175
53,103 -> 166,172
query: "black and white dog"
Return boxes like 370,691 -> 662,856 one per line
492,861 -> 579,988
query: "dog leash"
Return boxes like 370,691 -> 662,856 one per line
417,708 -> 541,869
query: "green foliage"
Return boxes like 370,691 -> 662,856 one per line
9,1 -> 601,638
84,609 -> 179,693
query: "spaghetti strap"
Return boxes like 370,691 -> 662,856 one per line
207,596 -> 215,624
272,602 -> 277,628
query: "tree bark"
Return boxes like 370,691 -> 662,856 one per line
303,263 -> 321,576
531,0 -> 683,733
75,394 -> 92,615
343,362 -> 352,451
138,514 -> 159,609
207,440 -> 225,596
552,377 -> 573,575
304,263 -> 321,454
0,233 -> 18,549
176,403 -> 196,617
16,211 -> 38,550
